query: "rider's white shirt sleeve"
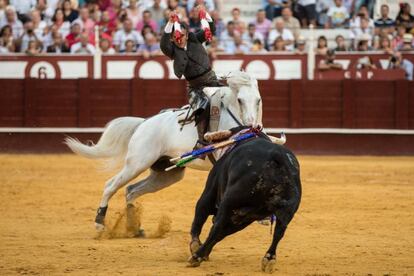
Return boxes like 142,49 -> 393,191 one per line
164,22 -> 174,34
205,12 -> 213,22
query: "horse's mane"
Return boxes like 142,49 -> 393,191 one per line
225,71 -> 257,89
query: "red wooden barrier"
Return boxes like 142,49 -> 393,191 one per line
0,79 -> 413,130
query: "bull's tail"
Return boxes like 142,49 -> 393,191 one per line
64,117 -> 145,169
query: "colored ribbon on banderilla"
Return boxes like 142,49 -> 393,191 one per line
165,131 -> 258,171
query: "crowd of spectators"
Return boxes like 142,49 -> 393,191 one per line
0,0 -> 413,56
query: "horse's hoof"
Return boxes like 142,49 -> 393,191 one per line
189,239 -> 202,255
187,255 -> 202,267
261,255 -> 276,273
134,229 -> 145,238
95,222 -> 105,232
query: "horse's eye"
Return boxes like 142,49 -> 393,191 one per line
238,99 -> 242,104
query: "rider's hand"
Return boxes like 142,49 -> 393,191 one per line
169,11 -> 178,23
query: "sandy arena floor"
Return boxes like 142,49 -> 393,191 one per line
0,154 -> 413,275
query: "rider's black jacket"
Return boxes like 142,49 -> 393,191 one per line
160,21 -> 216,81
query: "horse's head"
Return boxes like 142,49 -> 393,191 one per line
226,71 -> 263,128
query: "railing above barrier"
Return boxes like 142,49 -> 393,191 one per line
1,53 -> 413,80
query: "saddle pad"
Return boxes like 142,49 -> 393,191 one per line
207,88 -> 222,133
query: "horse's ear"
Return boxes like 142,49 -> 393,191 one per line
226,78 -> 239,93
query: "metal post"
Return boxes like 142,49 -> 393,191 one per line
307,24 -> 315,80
94,25 -> 101,79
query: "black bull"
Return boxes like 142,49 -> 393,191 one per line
188,136 -> 302,272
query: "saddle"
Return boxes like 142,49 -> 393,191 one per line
176,87 -> 222,135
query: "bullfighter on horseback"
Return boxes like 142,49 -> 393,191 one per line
160,6 -> 219,142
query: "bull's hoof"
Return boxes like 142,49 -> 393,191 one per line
95,222 -> 105,232
187,255 -> 203,267
189,239 -> 202,255
261,254 -> 276,273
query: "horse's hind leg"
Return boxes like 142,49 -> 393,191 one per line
125,168 -> 185,204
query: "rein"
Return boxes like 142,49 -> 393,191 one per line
224,104 -> 243,127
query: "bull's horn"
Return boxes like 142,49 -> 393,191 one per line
269,132 -> 286,145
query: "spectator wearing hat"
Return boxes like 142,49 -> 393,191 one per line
274,7 -> 300,39
267,18 -> 294,51
318,49 -> 343,70
252,9 -> 272,42
326,0 -> 349,28
388,51 -> 413,80
242,23 -> 264,49
374,4 -> 395,33
399,33 -> 414,51
295,36 -> 306,54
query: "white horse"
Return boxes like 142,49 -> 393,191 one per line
65,71 -> 274,232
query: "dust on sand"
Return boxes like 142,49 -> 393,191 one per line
0,155 -> 413,275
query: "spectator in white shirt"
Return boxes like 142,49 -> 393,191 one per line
267,18 -> 294,51
219,21 -> 238,53
100,38 -> 116,54
326,0 -> 349,28
18,20 -> 44,52
30,10 -> 47,39
349,5 -> 374,30
350,17 -> 373,49
71,32 -> 96,54
9,0 -> 36,22
242,23 -> 264,48
0,6 -> 23,38
113,18 -> 143,52
274,7 -> 301,39
0,0 -> 7,23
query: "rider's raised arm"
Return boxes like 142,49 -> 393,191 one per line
195,11 -> 215,44
160,21 -> 174,58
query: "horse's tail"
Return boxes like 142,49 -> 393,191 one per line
64,117 -> 145,168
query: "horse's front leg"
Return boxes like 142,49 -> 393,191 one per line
125,168 -> 185,236
94,162 -> 147,231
